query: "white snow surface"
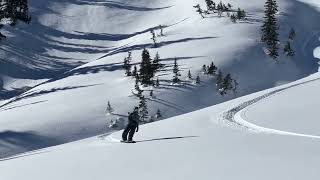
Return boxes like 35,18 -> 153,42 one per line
0,0 -> 320,177
1,73 -> 320,180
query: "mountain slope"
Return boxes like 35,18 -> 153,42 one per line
0,0 -> 319,158
1,72 -> 320,180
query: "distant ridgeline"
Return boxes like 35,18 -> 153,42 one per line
0,0 -> 31,38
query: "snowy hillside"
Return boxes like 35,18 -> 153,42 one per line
0,0 -> 319,166
1,72 -> 320,180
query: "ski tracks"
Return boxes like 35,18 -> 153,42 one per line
218,76 -> 320,139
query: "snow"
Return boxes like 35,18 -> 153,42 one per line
0,0 -> 320,178
1,73 -> 320,179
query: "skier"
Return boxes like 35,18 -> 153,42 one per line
122,107 -> 140,143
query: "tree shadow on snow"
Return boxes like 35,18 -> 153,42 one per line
0,131 -> 62,159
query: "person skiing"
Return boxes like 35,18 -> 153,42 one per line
122,107 -> 140,143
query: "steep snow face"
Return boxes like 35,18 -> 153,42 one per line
0,0 -> 319,158
1,73 -> 320,180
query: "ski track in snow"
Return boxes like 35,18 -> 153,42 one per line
218,76 -> 320,139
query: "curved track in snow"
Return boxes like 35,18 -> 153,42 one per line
219,76 -> 320,139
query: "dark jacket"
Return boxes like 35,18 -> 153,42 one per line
128,111 -> 139,125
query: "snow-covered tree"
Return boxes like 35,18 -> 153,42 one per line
261,0 -> 279,59
216,70 -> 223,88
172,58 -> 181,84
233,79 -> 239,94
205,0 -> 215,12
230,13 -> 237,23
158,25 -> 164,36
140,48 -> 154,85
123,51 -> 132,76
106,101 -> 114,115
138,95 -> 148,122
149,90 -> 154,98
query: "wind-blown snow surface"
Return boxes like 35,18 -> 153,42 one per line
1,73 -> 320,180
0,0 -> 320,159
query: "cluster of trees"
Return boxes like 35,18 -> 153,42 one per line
202,61 -> 238,95
230,8 -> 246,23
0,0 -> 31,38
261,0 -> 297,59
194,1 -> 246,21
150,25 -> 165,47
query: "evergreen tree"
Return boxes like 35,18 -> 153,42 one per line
152,52 -> 162,72
223,74 -> 233,91
283,41 -> 295,56
233,79 -> 239,94
150,90 -> 154,98
139,48 -> 154,85
196,75 -> 201,84
106,101 -> 114,115
159,25 -> 164,36
227,3 -> 232,10
205,0 -> 215,12
207,61 -> 217,75
138,95 -> 148,122
155,109 -> 162,119
289,27 -> 296,40
193,4 -> 205,18
187,70 -> 192,79
132,65 -> 137,76
261,0 -> 279,59
123,52 -> 132,76
156,78 -> 160,87
134,74 -> 143,97
150,30 -> 157,46
216,70 -> 223,88
172,58 -> 180,84
230,13 -> 237,23
202,64 -> 207,74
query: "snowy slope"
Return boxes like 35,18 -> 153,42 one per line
0,0 -> 319,158
1,72 -> 320,180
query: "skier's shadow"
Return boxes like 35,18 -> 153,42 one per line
135,136 -> 198,143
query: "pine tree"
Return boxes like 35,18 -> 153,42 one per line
261,0 -> 279,59
134,74 -> 143,97
216,70 -> 223,88
156,78 -> 160,87
155,109 -> 162,119
106,101 -> 114,115
150,30 -> 157,46
289,28 -> 296,40
283,41 -> 295,56
150,90 -> 154,98
172,58 -> 180,84
139,48 -> 154,85
233,79 -> 239,94
193,4 -> 205,18
132,65 -> 137,76
152,52 -> 162,72
187,70 -> 192,79
159,25 -> 164,36
207,62 -> 217,75
196,75 -> 201,84
202,64 -> 207,74
230,14 -> 237,23
205,0 -> 215,12
123,52 -> 132,76
223,74 -> 233,91
138,96 -> 148,122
